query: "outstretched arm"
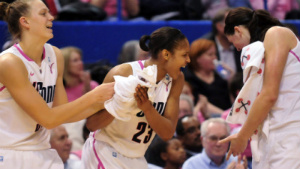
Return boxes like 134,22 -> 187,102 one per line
0,46 -> 114,129
86,63 -> 133,131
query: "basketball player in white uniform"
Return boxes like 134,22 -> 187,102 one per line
219,7 -> 300,168
0,0 -> 114,168
82,27 -> 191,169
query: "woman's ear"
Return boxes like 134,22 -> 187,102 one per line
162,49 -> 169,60
19,16 -> 30,29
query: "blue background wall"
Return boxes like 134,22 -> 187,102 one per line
1,20 -> 300,65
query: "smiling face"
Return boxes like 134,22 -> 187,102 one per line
165,38 -> 190,80
24,0 -> 54,40
202,122 -> 229,161
226,25 -> 251,51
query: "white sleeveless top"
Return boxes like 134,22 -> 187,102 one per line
0,43 -> 58,150
93,60 -> 173,158
269,38 -> 300,130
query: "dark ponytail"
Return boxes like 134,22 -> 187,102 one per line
0,0 -> 30,40
224,7 -> 283,42
139,35 -> 150,52
0,2 -> 9,21
139,27 -> 187,59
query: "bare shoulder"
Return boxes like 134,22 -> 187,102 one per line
51,45 -> 63,60
0,53 -> 27,83
103,63 -> 133,83
265,26 -> 297,50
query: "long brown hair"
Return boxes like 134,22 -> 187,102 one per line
224,7 -> 283,42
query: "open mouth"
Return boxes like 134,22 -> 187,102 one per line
180,65 -> 186,72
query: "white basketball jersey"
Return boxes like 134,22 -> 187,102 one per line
0,43 -> 58,150
93,60 -> 172,158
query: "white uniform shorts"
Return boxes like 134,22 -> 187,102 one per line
82,137 -> 148,169
253,125 -> 300,169
0,148 -> 63,169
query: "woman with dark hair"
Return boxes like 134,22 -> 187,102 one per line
220,7 -> 300,168
82,26 -> 190,169
0,0 -> 114,168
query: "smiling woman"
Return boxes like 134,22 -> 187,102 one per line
0,0 -> 114,168
81,27 -> 191,169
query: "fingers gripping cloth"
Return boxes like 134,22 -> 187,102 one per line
104,65 -> 157,121
226,41 -> 269,162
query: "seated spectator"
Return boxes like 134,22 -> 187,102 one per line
90,0 -> 139,20
176,115 -> 202,159
147,137 -> 187,169
184,39 -> 232,112
249,0 -> 299,20
60,46 -> 99,151
201,0 -> 229,19
118,40 -> 150,64
182,118 -> 247,169
201,8 -> 242,73
179,94 -> 194,119
50,125 -> 82,169
182,81 -> 221,120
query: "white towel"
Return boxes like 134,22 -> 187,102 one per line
226,41 -> 269,162
104,65 -> 157,121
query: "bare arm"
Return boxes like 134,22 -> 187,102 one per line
220,26 -> 297,158
135,72 -> 184,141
0,46 -> 114,129
86,63 -> 133,131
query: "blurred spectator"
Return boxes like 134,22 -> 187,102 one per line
118,40 -> 150,64
85,60 -> 113,84
202,8 -> 242,73
139,0 -> 181,20
227,0 -> 252,8
179,94 -> 194,119
201,0 -> 229,19
43,0 -> 107,20
176,115 -> 202,159
61,46 -> 99,151
179,93 -> 208,122
50,125 -> 82,169
249,0 -> 299,20
182,118 -> 247,169
147,137 -> 187,169
184,39 -> 232,112
90,0 -> 139,20
182,81 -> 221,121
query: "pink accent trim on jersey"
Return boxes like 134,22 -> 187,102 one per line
138,60 -> 144,70
92,132 -> 106,169
0,86 -> 5,92
290,50 -> 300,62
13,44 -> 46,61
